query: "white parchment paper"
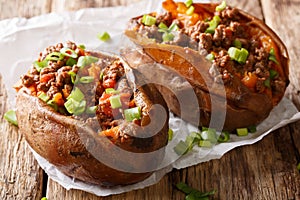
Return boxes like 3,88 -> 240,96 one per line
1,0 -> 299,196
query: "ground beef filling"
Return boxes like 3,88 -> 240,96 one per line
131,6 -> 285,95
20,42 -> 137,132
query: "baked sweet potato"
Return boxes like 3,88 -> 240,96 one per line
15,42 -> 169,186
124,0 -> 289,131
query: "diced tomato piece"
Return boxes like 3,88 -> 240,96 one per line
40,74 -> 54,83
241,72 -> 258,89
102,79 -> 116,89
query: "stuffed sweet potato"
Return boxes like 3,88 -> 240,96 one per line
124,0 -> 289,131
15,42 -> 169,186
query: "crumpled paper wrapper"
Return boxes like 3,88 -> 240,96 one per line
1,0 -> 299,196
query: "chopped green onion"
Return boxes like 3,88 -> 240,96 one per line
66,58 -> 77,66
99,71 -> 104,80
176,182 -> 216,199
185,0 -> 193,8
105,88 -> 119,94
269,69 -> 278,79
233,39 -> 242,49
228,47 -> 241,61
142,15 -> 156,26
41,197 -> 48,200
60,47 -> 78,58
205,15 -> 221,34
45,52 -> 64,61
109,95 -> 122,109
78,44 -> 86,50
86,106 -> 97,114
297,163 -> 300,171
68,71 -> 78,84
218,131 -> 230,142
38,92 -> 50,102
67,87 -> 85,102
79,76 -> 94,84
97,32 -> 111,42
168,22 -> 180,32
237,48 -> 249,64
236,128 -> 248,136
205,53 -> 215,61
200,128 -> 218,143
47,99 -> 58,111
124,107 -> 141,122
158,22 -> 168,30
264,78 -> 271,88
168,128 -> 173,141
269,48 -> 279,64
4,110 -> 18,126
186,5 -> 195,15
64,98 -> 86,115
162,32 -> 175,42
247,125 -> 257,133
77,56 -> 99,68
216,1 -> 227,12
199,140 -> 212,148
174,140 -> 189,155
228,47 -> 249,64
33,60 -> 48,72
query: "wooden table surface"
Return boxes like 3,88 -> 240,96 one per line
1,0 -> 299,199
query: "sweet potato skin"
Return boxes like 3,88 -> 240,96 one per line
124,3 -> 289,131
16,56 -> 169,186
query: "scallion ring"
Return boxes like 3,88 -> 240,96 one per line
60,47 -> 78,58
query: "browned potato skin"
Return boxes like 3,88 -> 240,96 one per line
124,3 -> 289,131
16,56 -> 169,186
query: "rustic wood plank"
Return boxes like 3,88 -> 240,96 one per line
261,0 -> 300,110
0,0 -> 52,19
0,75 -> 44,200
51,0 -> 140,13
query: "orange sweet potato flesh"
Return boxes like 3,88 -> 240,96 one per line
124,2 -> 289,131
16,53 -> 169,187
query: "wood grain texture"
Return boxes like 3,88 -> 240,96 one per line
0,75 -> 44,200
0,0 -> 299,199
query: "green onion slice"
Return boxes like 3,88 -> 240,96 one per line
77,56 -> 99,68
186,5 -> 195,15
79,76 -> 94,84
168,128 -> 174,141
174,140 -> 189,155
38,92 -> 50,102
4,110 -> 18,126
217,131 -> 230,143
199,140 -> 212,148
45,52 -> 64,61
200,128 -> 218,143
64,98 -> 86,115
205,15 -> 221,34
97,32 -> 111,42
124,107 -> 141,122
47,99 -> 58,111
237,48 -> 249,64
168,22 -> 180,32
60,47 -> 78,58
184,0 -> 193,8
264,78 -> 271,88
158,22 -> 168,30
109,95 -> 122,109
86,106 -> 97,114
142,15 -> 156,26
205,53 -> 215,61
41,197 -> 48,200
78,44 -> 86,50
236,128 -> 248,136
269,69 -> 278,79
269,48 -> 279,64
247,125 -> 257,133
105,88 -> 119,94
297,163 -> 300,171
233,39 -> 242,49
67,87 -> 85,102
216,1 -> 227,12
176,182 -> 216,198
162,32 -> 175,42
228,47 -> 241,61
66,58 -> 77,66
68,71 -> 78,84
33,60 -> 48,72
